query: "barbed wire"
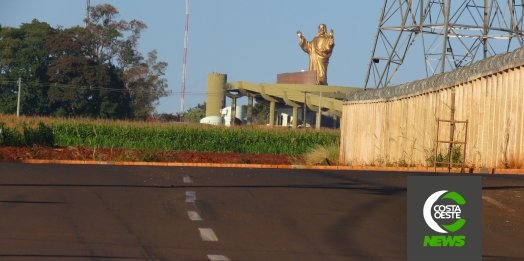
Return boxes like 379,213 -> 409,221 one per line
346,45 -> 524,102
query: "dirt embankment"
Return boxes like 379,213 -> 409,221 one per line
0,146 -> 302,165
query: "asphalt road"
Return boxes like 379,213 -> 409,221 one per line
0,163 -> 522,261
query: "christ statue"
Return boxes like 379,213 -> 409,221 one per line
297,24 -> 335,85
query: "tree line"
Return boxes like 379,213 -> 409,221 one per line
0,4 -> 169,120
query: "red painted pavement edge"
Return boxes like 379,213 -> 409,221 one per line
0,159 -> 522,175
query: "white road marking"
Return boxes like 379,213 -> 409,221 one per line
186,191 -> 196,202
199,228 -> 218,241
188,211 -> 202,221
207,255 -> 230,261
183,175 -> 193,183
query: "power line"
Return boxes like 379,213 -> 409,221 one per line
0,81 -> 350,99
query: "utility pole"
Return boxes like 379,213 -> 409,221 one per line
316,92 -> 322,130
16,78 -> 21,117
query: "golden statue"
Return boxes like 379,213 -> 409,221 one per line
297,24 -> 335,85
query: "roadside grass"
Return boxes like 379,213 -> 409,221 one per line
500,154 -> 524,169
303,143 -> 340,165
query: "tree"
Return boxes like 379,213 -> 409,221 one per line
153,112 -> 181,122
84,4 -> 147,68
45,27 -> 114,117
0,19 -> 58,115
0,4 -> 170,119
82,4 -> 169,119
125,50 -> 170,119
183,103 -> 206,123
251,101 -> 270,125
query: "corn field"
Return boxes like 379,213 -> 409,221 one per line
0,114 -> 340,155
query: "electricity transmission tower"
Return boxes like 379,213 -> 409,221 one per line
364,0 -> 524,89
180,0 -> 190,122
85,0 -> 90,27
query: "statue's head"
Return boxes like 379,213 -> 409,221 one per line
318,24 -> 327,35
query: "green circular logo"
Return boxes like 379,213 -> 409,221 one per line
423,190 -> 466,233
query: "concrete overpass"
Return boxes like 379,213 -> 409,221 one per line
204,73 -> 362,128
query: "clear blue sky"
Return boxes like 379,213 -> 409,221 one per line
0,1 -> 456,114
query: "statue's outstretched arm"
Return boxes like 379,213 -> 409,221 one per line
297,30 -> 310,53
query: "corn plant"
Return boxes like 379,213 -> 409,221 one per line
0,114 -> 340,155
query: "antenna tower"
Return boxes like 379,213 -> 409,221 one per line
85,0 -> 90,27
180,0 -> 190,122
364,0 -> 524,89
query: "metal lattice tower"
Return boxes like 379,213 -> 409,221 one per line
85,0 -> 90,27
364,0 -> 524,89
180,0 -> 190,122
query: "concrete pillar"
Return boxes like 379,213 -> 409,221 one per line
292,106 -> 298,129
269,101 -> 275,128
230,97 -> 236,126
206,73 -> 226,117
333,115 -> 338,128
316,111 -> 321,129
317,92 -> 322,129
247,96 -> 253,126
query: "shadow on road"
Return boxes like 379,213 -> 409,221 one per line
0,254 -> 144,259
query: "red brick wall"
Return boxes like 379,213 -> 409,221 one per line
277,71 -> 316,84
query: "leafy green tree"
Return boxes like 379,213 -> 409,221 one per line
85,4 -> 147,68
82,4 -> 169,119
252,101 -> 270,125
183,103 -> 206,123
153,112 -> 181,122
0,4 -> 169,119
125,50 -> 170,119
0,19 -> 57,115
45,27 -> 114,117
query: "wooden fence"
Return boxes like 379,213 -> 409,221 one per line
341,53 -> 524,168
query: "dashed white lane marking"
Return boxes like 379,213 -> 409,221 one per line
207,255 -> 230,261
188,211 -> 202,221
183,175 -> 193,183
186,191 -> 196,202
199,228 -> 218,241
